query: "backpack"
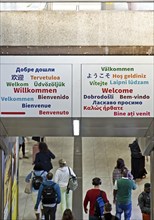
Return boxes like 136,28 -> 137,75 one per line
67,167 -> 78,191
32,171 -> 44,190
42,183 -> 56,204
94,191 -> 105,218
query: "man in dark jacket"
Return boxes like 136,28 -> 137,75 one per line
34,172 -> 61,220
138,183 -> 150,220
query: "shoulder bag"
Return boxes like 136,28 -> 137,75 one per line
67,167 -> 78,192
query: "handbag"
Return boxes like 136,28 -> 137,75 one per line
24,179 -> 32,194
67,167 -> 78,191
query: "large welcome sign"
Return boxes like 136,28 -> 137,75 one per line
82,64 -> 153,117
0,63 -> 72,117
0,56 -> 153,118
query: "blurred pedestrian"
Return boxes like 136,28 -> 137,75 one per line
34,142 -> 55,172
138,183 -> 150,220
62,209 -> 75,220
112,158 -> 133,185
129,139 -> 147,180
19,136 -> 28,159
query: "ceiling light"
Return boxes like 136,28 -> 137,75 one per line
73,120 -> 80,136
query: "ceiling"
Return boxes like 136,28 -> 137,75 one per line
0,117 -> 153,137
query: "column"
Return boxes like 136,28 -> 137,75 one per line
72,137 -> 82,219
0,149 -> 4,220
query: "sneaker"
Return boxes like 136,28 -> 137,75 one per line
23,155 -> 29,159
41,215 -> 45,220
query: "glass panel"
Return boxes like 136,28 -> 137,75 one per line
78,3 -> 101,10
0,2 -> 153,11
53,3 -> 77,10
0,3 -> 46,11
129,3 -> 154,10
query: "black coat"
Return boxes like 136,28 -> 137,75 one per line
129,139 -> 142,158
34,150 -> 55,172
104,213 -> 119,220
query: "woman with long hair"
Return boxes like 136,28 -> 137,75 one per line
34,142 -> 55,172
112,158 -> 133,184
62,209 -> 75,220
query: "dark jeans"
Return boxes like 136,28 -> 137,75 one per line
43,206 -> 57,220
89,216 -> 100,220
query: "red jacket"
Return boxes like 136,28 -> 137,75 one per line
83,188 -> 109,216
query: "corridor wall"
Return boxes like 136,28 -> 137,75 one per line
0,137 -> 19,220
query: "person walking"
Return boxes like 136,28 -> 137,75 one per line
113,168 -> 137,220
103,203 -> 119,220
62,209 -> 75,220
34,172 -> 61,220
112,158 -> 133,185
138,183 -> 150,220
54,159 -> 76,213
25,163 -> 47,220
19,136 -> 28,159
128,139 -> 147,180
83,177 -> 109,220
34,142 -> 55,172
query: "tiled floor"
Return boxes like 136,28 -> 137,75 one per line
19,137 -> 150,220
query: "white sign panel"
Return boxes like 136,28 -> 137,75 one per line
82,64 -> 153,117
0,64 -> 72,117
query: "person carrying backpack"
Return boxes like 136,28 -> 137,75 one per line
35,172 -> 61,220
25,163 -> 47,220
83,177 -> 109,220
138,183 -> 151,220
